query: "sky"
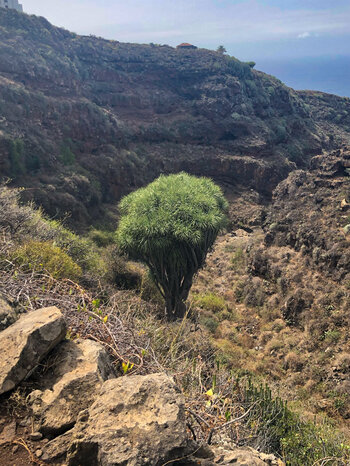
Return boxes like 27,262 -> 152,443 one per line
21,0 -> 350,96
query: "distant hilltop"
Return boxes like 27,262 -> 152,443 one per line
0,7 -> 350,228
0,0 -> 23,12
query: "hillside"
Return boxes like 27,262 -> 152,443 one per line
192,148 -> 350,425
1,9 -> 350,227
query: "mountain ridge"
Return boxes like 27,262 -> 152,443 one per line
0,9 -> 349,227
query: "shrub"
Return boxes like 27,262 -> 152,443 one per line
12,241 -> 82,280
0,185 -> 101,274
9,138 -> 25,178
201,316 -> 219,334
216,45 -> 227,54
281,419 -> 350,465
323,329 -> 341,343
60,142 -> 76,166
243,277 -> 267,307
246,61 -> 256,68
194,292 -> 227,313
0,185 -> 34,237
243,380 -> 350,465
334,353 -> 350,372
116,173 -> 228,320
88,229 -> 116,247
284,352 -> 304,372
230,247 -> 245,269
214,339 -> 245,366
39,218 -> 102,274
103,246 -> 142,289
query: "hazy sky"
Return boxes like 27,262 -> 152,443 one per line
21,1 -> 350,95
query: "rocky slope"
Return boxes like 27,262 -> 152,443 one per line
0,9 -> 349,227
0,303 -> 282,466
192,147 -> 350,428
0,162 -> 349,463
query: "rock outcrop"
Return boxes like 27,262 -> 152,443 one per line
0,307 -> 283,465
265,148 -> 350,281
41,371 -> 283,466
28,339 -> 116,437
0,295 -> 17,331
43,373 -> 191,465
0,307 -> 66,395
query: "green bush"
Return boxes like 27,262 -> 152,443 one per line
243,380 -> 350,465
60,142 -> 76,166
230,247 -> 245,269
40,218 -> 102,274
246,61 -> 256,68
194,292 -> 227,313
88,229 -> 116,247
9,138 -> 25,178
281,419 -> 350,465
12,241 -> 82,280
0,186 -> 103,275
201,316 -> 219,334
323,329 -> 341,343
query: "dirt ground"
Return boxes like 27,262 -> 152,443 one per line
0,397 -> 46,466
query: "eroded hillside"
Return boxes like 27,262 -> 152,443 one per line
1,9 -> 349,227
192,148 -> 350,428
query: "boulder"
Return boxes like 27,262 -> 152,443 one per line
29,339 -> 115,437
211,446 -> 281,465
0,307 -> 66,395
43,373 -> 192,465
0,294 -> 17,331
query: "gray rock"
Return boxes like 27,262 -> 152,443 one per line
43,373 -> 192,466
0,421 -> 16,446
212,447 -> 272,465
41,430 -> 73,463
343,224 -> 350,235
188,445 -> 283,465
29,432 -> 43,441
29,339 -> 115,437
68,373 -> 191,466
0,307 -> 66,395
0,294 -> 17,331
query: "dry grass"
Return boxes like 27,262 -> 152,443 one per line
189,215 -> 350,437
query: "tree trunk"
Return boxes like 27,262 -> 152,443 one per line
164,274 -> 193,321
165,295 -> 186,320
173,298 -> 187,319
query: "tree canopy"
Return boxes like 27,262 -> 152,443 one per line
216,45 -> 227,54
116,172 -> 228,319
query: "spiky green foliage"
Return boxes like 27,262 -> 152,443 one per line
116,173 -> 228,319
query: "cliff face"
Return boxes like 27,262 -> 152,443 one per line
0,9 -> 349,226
